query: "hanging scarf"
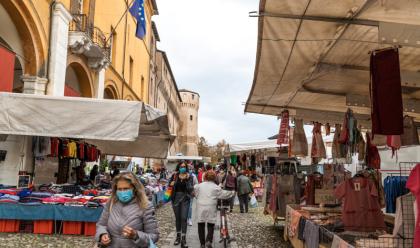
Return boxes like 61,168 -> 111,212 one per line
277,110 -> 290,145
325,123 -> 331,136
366,132 -> 381,169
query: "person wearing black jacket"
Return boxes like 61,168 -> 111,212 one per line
222,166 -> 237,212
169,162 -> 194,248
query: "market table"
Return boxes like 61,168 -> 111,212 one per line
0,203 -> 104,235
0,203 -> 103,222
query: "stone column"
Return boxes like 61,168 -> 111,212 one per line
94,68 -> 105,99
21,75 -> 48,95
46,2 -> 72,96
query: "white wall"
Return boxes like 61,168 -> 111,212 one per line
0,136 -> 26,186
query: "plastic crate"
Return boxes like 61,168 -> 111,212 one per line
19,220 -> 33,233
63,221 -> 82,235
33,220 -> 53,234
83,222 -> 96,236
0,220 -> 20,233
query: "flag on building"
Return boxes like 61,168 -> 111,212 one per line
129,0 -> 146,39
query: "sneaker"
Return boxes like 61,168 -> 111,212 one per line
188,219 -> 193,226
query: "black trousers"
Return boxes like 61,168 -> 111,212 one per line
198,222 -> 215,245
172,193 -> 190,234
238,194 -> 249,213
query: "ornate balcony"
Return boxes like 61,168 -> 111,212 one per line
68,14 -> 110,70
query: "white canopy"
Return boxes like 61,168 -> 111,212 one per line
229,140 -> 280,153
246,0 -> 420,126
0,93 -> 171,158
167,155 -> 203,161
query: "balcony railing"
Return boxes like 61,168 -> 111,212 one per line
69,14 -> 110,62
69,14 -> 91,35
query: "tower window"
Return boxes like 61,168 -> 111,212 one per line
192,94 -> 194,100
190,115 -> 193,121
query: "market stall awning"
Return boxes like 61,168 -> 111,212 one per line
0,93 -> 171,158
246,0 -> 420,126
229,140 -> 280,153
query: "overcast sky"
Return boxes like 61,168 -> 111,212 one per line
154,0 -> 279,145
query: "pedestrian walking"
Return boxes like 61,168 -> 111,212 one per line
187,170 -> 198,226
169,162 -> 194,248
237,170 -> 254,213
222,166 -> 237,212
194,171 -> 235,248
95,172 -> 159,247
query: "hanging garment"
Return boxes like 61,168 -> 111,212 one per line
384,176 -> 409,213
304,174 -> 323,205
386,135 -> 401,157
311,123 -> 326,159
401,116 -> 420,146
365,132 -> 381,169
357,132 -> 366,161
335,177 -> 386,232
288,127 -> 294,158
269,175 -> 278,213
370,48 -> 404,135
323,164 -> 335,189
277,110 -> 289,145
406,164 -> 420,248
32,137 -> 51,158
277,174 -> 300,217
290,119 -> 308,157
339,110 -> 351,144
332,124 -> 345,159
325,123 -> 331,136
230,155 -> 237,165
68,141 -> 77,158
77,142 -> 85,161
50,138 -> 60,157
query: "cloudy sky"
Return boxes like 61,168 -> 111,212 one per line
154,0 -> 279,145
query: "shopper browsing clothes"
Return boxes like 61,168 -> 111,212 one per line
169,162 -> 194,248
194,171 -> 235,248
237,170 -> 254,213
95,172 -> 159,247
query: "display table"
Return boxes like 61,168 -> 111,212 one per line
0,203 -> 103,222
284,204 -> 347,248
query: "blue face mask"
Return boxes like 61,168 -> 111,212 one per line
179,167 -> 187,174
116,189 -> 134,203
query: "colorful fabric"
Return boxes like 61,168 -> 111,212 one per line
311,122 -> 326,159
290,119 -> 308,157
277,110 -> 289,145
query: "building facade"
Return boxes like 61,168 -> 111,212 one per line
155,50 -> 183,155
179,90 -> 200,156
0,0 -> 157,185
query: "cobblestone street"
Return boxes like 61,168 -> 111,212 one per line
0,202 -> 291,248
157,201 -> 292,248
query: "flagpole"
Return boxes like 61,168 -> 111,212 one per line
105,0 -> 136,44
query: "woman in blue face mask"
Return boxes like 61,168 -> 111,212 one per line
96,172 -> 159,247
169,162 -> 194,248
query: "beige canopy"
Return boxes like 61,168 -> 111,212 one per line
246,0 -> 420,127
0,93 -> 171,158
